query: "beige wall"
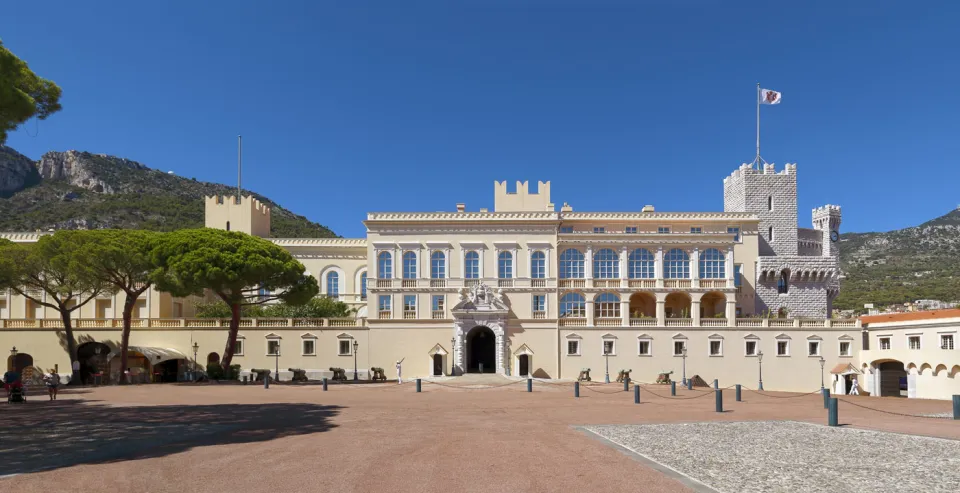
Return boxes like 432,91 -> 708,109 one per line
861,316 -> 960,400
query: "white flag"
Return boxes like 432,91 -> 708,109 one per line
760,89 -> 781,104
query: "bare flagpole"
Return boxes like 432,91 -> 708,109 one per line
755,82 -> 761,168
237,135 -> 242,198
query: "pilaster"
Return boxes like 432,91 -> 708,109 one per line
586,300 -> 595,326
620,299 -> 630,326
656,299 -> 666,326
619,247 -> 628,281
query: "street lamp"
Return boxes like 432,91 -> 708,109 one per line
450,337 -> 456,376
604,342 -> 611,383
192,342 -> 199,381
274,340 -> 281,383
10,346 -> 17,358
819,356 -> 826,390
681,346 -> 687,386
757,350 -> 764,391
353,340 -> 359,382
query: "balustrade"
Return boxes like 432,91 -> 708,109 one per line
432,310 -> 445,320
532,311 -> 546,319
630,318 -> 656,327
627,279 -> 656,289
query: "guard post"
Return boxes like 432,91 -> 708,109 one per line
828,397 -> 839,426
736,384 -> 742,402
715,389 -> 723,412
416,378 -> 422,393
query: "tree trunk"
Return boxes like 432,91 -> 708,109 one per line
60,309 -> 80,385
119,292 -> 136,385
219,303 -> 241,374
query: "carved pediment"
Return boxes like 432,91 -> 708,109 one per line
451,282 -> 509,313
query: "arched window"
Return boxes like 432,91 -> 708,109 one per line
464,251 -> 480,279
377,252 -> 392,278
664,249 -> 690,279
778,270 -> 789,294
559,292 -> 586,318
593,248 -> 619,279
498,251 -> 513,279
326,272 -> 339,296
628,248 -> 655,279
699,248 -> 725,279
402,251 -> 417,279
360,272 -> 367,300
430,251 -> 445,279
559,248 -> 584,279
531,251 -> 546,279
595,292 -> 621,318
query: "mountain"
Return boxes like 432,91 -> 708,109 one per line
835,208 -> 960,310
0,146 -> 337,238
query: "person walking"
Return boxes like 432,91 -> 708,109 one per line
396,358 -> 404,384
44,369 -> 60,401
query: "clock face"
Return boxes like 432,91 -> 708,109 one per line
830,231 -> 839,242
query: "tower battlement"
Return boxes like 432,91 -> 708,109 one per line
494,180 -> 554,212
204,195 -> 271,237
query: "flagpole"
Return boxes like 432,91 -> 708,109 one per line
756,82 -> 761,168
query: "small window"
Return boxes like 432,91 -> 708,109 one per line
360,272 -> 367,300
625,226 -> 638,234
603,340 -> 615,355
709,340 -> 723,356
593,227 -> 605,233
326,271 -> 339,297
769,226 -> 774,241
728,226 -> 740,242
658,226 -> 670,234
745,340 -> 758,356
808,341 -> 821,356
464,251 -> 480,279
777,270 -> 789,294
531,251 -> 546,279
638,340 -> 651,356
267,340 -> 280,356
532,294 -> 546,312
378,295 -> 392,319
908,336 -> 921,350
690,227 -> 702,234
767,196 -> 773,211
567,340 -> 580,355
941,334 -> 955,350
560,226 -> 574,234
776,340 -> 789,356
234,339 -> 245,356
431,295 -> 444,312
673,340 -> 686,356
839,341 -> 851,356
879,337 -> 891,350
339,340 -> 352,356
302,339 -> 316,356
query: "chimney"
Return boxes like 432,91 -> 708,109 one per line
456,203 -> 466,213
479,208 -> 488,213
642,205 -> 655,213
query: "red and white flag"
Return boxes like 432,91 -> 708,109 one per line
760,89 -> 782,104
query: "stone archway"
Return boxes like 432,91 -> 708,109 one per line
700,291 -> 726,318
207,352 -> 220,365
7,353 -> 33,373
466,326 -> 496,374
78,342 -> 112,385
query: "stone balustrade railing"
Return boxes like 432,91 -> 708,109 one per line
0,317 -> 365,329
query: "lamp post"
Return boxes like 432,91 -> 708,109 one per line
757,350 -> 764,391
450,337 -> 456,376
681,346 -> 687,385
604,347 -> 610,384
353,340 -> 359,382
819,356 -> 826,391
10,346 -> 17,371
192,342 -> 199,381
93,345 -> 102,385
274,340 -> 280,383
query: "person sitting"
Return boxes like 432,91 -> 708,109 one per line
3,369 -> 23,397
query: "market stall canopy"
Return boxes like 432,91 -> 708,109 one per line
108,346 -> 188,364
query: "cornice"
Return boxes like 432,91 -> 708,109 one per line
271,238 -> 366,247
560,212 -> 759,221
365,212 -> 560,222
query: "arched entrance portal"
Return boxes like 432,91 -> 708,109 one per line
877,361 -> 907,397
78,342 -> 112,385
207,352 -> 220,365
7,353 -> 33,373
518,354 -> 530,377
466,326 -> 496,373
432,354 -> 443,376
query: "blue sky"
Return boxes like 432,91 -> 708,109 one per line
3,1 -> 958,238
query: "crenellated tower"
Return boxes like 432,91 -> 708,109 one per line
812,205 -> 842,257
723,162 -> 798,256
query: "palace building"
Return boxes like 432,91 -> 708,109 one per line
11,160 -> 940,397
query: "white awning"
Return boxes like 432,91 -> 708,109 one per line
108,346 -> 188,364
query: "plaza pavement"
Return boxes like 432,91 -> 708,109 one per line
1,377 -> 956,493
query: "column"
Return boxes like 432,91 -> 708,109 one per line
691,248 -> 700,288
619,247 -> 628,283
393,247 -> 401,279
585,245 -> 593,280
655,247 -> 664,288
726,300 -> 737,326
725,246 -> 734,281
620,299 -> 630,326
656,298 -> 666,326
586,300 -> 595,327
691,300 -> 701,326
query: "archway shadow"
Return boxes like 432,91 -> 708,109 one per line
0,400 -> 342,475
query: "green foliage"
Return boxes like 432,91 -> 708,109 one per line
194,296 -> 354,319
0,40 -> 62,144
206,362 -> 224,380
79,230 -> 161,294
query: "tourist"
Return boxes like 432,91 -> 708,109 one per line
3,368 -> 23,398
44,369 -> 60,400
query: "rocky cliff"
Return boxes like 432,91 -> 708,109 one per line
0,147 -> 337,237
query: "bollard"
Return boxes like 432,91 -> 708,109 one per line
736,384 -> 742,402
574,381 -> 580,398
953,395 -> 959,420
634,384 -> 640,404
687,379 -> 693,391
713,379 -> 719,390
322,377 -> 328,391
264,375 -> 269,389
527,378 -> 532,393
822,388 -> 831,409
828,397 -> 838,426
416,378 -> 422,393
715,389 -> 723,412
623,379 -> 629,392
671,381 -> 676,396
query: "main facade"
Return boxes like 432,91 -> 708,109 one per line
2,162 -> 865,393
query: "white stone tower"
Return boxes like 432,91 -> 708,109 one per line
723,163 -> 798,256
812,205 -> 842,257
